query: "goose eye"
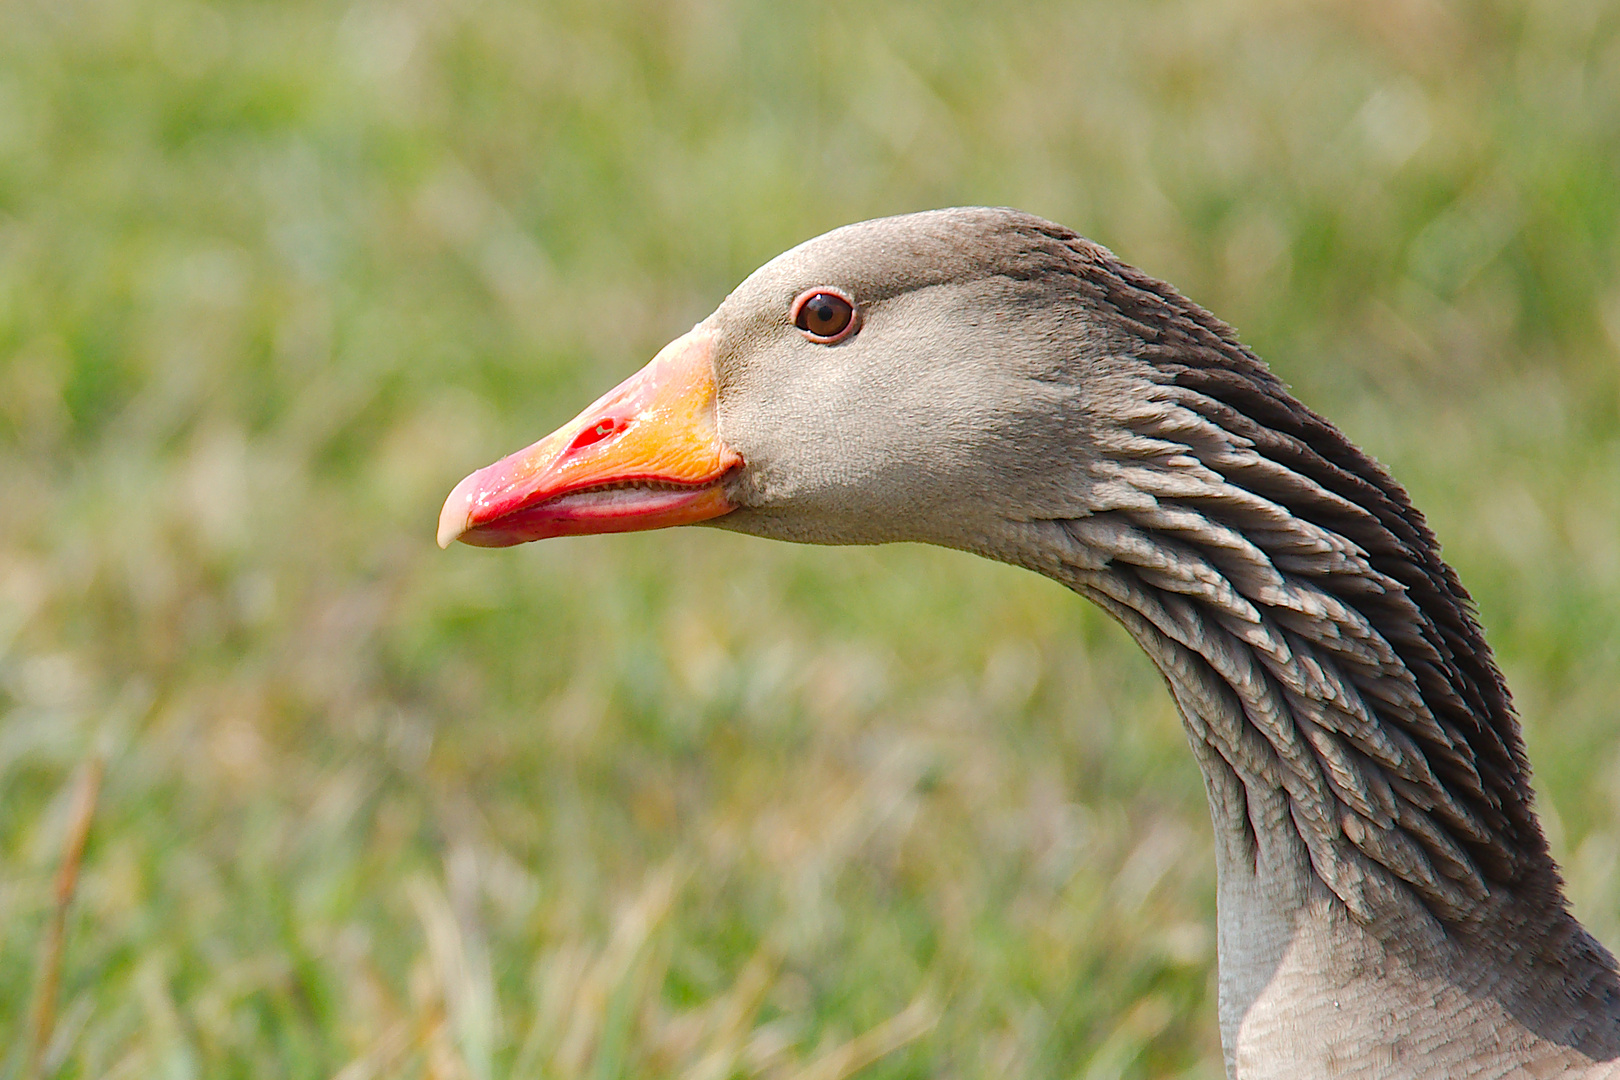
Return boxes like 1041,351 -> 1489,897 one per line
792,289 -> 857,342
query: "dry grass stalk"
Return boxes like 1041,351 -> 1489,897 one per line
782,994 -> 939,1080
25,756 -> 104,1080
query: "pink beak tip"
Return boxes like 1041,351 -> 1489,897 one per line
437,474 -> 478,549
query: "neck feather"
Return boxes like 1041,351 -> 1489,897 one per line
960,221 -> 1620,1065
1005,234 -> 1572,936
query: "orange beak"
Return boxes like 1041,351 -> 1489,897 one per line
437,328 -> 742,548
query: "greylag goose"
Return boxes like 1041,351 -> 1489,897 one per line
437,208 -> 1620,1078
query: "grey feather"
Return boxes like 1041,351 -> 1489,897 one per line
669,207 -> 1620,1076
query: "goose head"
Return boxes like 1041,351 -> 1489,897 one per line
437,207 -> 1160,556
436,208 -> 1620,1072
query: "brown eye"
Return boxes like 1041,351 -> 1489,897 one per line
791,288 -> 858,342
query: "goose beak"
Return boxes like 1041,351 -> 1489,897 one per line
437,327 -> 742,548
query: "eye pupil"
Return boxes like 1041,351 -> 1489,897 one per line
793,291 -> 855,340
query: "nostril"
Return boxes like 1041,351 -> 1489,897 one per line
567,417 -> 630,453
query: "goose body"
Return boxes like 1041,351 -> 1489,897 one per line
439,208 -> 1620,1078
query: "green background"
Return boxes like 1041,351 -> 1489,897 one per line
2,0 -> 1618,1076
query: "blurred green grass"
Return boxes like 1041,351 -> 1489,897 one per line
1,0 -> 1618,1076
